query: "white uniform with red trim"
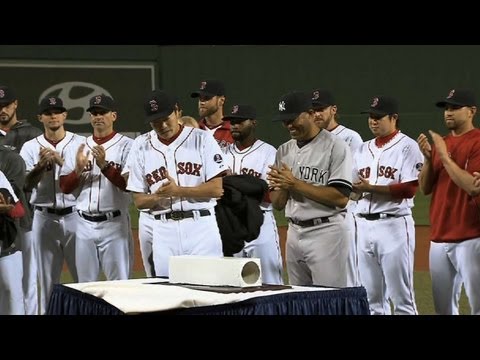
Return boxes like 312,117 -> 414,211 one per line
127,126 -> 225,277
352,131 -> 423,315
0,170 -> 24,315
60,133 -> 133,282
20,131 -> 85,313
330,125 -> 363,287
123,130 -> 156,277
224,139 -> 283,284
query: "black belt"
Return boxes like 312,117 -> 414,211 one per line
288,216 -> 331,227
154,209 -> 211,221
358,213 -> 396,221
35,206 -> 74,216
78,210 -> 121,222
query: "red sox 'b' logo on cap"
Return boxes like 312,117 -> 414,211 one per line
200,81 -> 207,90
312,91 -> 320,100
232,105 -> 239,114
49,97 -> 57,105
0,90 -> 4,99
371,97 -> 379,107
447,89 -> 455,99
94,95 -> 102,105
149,100 -> 159,112
279,101 -> 286,112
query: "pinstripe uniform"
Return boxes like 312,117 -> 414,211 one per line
275,130 -> 352,287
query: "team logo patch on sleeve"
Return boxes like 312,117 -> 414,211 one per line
214,154 -> 223,163
416,162 -> 423,171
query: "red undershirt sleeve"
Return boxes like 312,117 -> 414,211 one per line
389,180 -> 419,199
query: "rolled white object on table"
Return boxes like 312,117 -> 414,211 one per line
169,255 -> 262,287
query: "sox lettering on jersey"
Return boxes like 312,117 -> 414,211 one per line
358,165 -> 398,180
146,162 -> 202,186
241,167 -> 261,178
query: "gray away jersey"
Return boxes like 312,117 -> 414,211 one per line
274,130 -> 352,220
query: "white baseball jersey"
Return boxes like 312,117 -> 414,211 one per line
127,127 -> 226,212
0,170 -> 18,204
60,133 -> 133,213
224,140 -> 283,284
353,131 -> 424,216
330,125 -> 363,155
20,132 -> 86,207
275,130 -> 353,219
223,139 -> 276,210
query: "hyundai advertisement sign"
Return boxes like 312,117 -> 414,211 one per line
0,61 -> 156,135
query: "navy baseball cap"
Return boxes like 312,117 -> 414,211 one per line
87,94 -> 116,112
223,104 -> 257,121
0,85 -> 17,106
190,80 -> 226,98
361,96 -> 399,117
272,91 -> 312,122
38,96 -> 67,114
435,89 -> 477,108
144,89 -> 177,123
311,89 -> 336,108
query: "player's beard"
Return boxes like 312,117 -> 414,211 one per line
0,112 -> 14,126
199,104 -> 219,119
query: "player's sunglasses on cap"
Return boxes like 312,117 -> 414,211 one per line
272,91 -> 312,122
360,96 -> 399,119
190,80 -> 226,99
223,104 -> 257,124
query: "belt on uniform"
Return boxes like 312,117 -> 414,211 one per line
358,213 -> 396,221
78,210 -> 121,222
288,216 -> 331,227
154,209 -> 211,221
35,206 -> 74,216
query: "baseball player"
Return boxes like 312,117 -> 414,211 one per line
222,104 -> 283,285
0,84 -> 42,315
418,89 -> 480,315
0,169 -> 25,315
20,96 -> 85,314
191,79 -> 234,150
311,88 -> 364,287
122,95 -> 187,277
352,95 -> 422,315
268,91 -> 352,287
59,94 -> 133,282
127,90 -> 227,277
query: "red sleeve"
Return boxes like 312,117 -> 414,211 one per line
60,172 -> 81,194
102,166 -> 127,191
263,190 -> 271,203
8,201 -> 25,218
389,180 -> 419,199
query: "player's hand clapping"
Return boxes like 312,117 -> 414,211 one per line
92,145 -> 108,170
267,162 -> 297,190
75,144 -> 90,174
